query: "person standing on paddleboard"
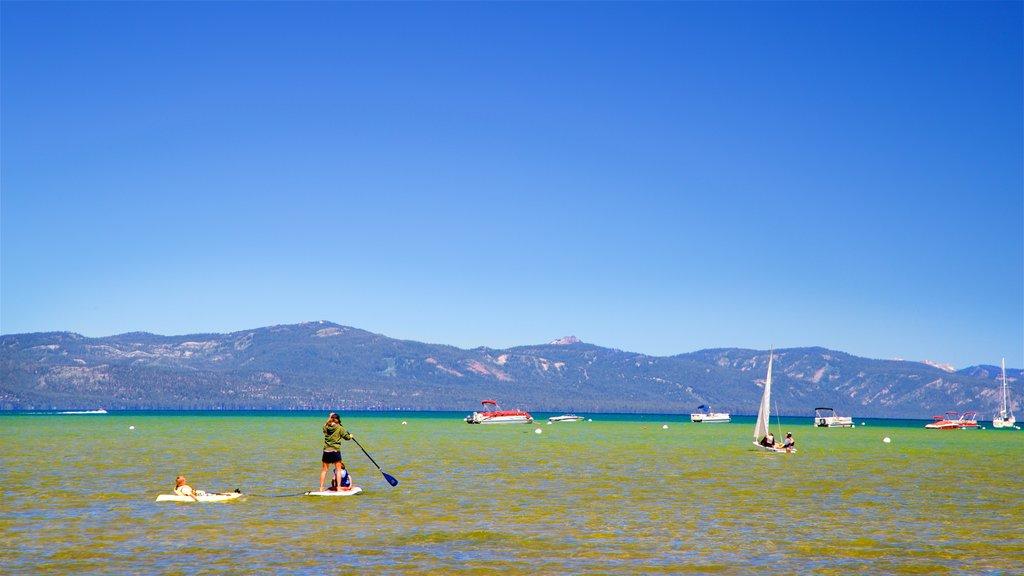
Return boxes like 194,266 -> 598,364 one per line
320,412 -> 354,492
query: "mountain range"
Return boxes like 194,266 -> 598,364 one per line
1,321 -> 1019,419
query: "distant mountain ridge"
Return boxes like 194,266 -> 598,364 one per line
1,321 -> 1019,418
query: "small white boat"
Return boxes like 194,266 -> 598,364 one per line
814,407 -> 855,428
993,358 -> 1017,429
752,349 -> 796,453
60,408 -> 108,415
690,405 -> 730,423
548,414 -> 584,422
465,400 -> 533,424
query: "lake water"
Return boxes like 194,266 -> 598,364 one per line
1,411 -> 1021,574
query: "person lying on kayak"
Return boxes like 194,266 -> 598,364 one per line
174,476 -> 207,501
320,412 -> 354,492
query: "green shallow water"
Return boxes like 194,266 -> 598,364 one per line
1,411 -> 1021,575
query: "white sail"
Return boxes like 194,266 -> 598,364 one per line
994,358 -> 1016,428
753,350 -> 773,442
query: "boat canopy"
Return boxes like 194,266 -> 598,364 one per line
481,400 -> 497,406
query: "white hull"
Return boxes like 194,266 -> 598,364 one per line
752,441 -> 796,453
992,416 -> 1016,429
815,416 -> 855,428
691,413 -> 731,423
156,491 -> 243,503
548,415 -> 584,422
305,487 -> 363,497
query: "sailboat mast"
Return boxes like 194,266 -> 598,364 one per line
1001,358 -> 1008,418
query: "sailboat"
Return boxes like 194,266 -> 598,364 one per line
992,358 -> 1017,429
753,349 -> 795,453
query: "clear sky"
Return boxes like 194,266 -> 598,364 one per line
2,1 -> 1021,369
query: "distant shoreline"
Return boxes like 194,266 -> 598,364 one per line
0,408 -> 959,426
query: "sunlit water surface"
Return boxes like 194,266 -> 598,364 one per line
1,411 -> 1021,574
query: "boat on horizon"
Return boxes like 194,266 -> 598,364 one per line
925,411 -> 978,429
548,414 -> 584,422
59,408 -> 108,415
992,358 -> 1017,429
465,400 -> 533,424
814,407 -> 855,428
690,405 -> 730,423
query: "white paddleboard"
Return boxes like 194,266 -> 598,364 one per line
305,486 -> 363,497
155,491 -> 244,502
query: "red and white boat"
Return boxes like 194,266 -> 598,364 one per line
956,411 -> 978,428
925,411 -> 978,429
465,400 -> 533,424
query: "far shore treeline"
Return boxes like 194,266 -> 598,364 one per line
1,321 -> 1019,417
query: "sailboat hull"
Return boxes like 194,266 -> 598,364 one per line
752,441 -> 796,453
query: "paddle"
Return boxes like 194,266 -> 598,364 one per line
351,436 -> 398,487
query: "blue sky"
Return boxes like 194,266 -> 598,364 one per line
2,1 -> 1021,368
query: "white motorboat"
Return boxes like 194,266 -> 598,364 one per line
813,407 -> 855,428
993,358 -> 1017,429
465,400 -> 533,424
690,405 -> 730,423
548,414 -> 584,422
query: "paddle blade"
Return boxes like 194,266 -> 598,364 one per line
382,471 -> 399,487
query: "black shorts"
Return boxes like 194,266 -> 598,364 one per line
322,450 -> 342,463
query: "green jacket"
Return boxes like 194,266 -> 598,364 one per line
323,421 -> 353,451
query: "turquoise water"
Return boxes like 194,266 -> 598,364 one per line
1,411 -> 1021,574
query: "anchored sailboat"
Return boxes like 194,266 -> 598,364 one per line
993,358 -> 1017,429
753,349 -> 795,453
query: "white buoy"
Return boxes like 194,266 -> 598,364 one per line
662,424 -> 669,429
883,437 -> 891,443
535,428 -> 543,434
402,421 -> 407,425
587,418 -> 592,422
129,425 -> 135,430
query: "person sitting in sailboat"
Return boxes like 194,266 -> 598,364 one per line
782,432 -> 795,451
759,432 -> 775,447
